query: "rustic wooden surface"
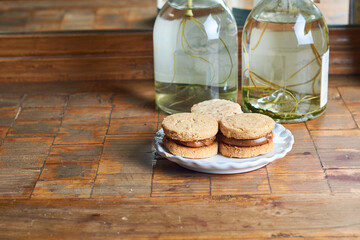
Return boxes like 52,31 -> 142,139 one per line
1,28 -> 360,83
0,0 -> 350,33
0,77 -> 360,238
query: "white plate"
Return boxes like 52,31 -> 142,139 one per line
154,123 -> 294,174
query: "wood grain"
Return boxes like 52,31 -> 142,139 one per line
267,123 -> 323,174
0,136 -> 53,170
55,107 -> 111,144
0,94 -> 23,108
306,88 -> 357,130
327,169 -> 360,193
23,94 -> 67,107
68,93 -> 113,107
311,130 -> 360,169
0,108 -> 18,128
0,195 -> 360,238
0,29 -> 359,82
0,79 -> 359,238
32,179 -> 94,199
211,168 -> 270,195
152,160 -> 211,197
92,173 -> 153,198
8,107 -> 64,136
339,86 -> 360,128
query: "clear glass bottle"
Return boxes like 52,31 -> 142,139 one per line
241,0 -> 329,123
154,0 -> 238,114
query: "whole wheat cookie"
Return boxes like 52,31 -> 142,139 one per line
191,99 -> 243,122
161,113 -> 218,159
218,113 -> 275,158
162,113 -> 218,141
220,113 -> 275,140
219,138 -> 273,158
163,137 -> 218,159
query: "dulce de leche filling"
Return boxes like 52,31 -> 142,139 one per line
170,136 -> 216,148
220,132 -> 273,147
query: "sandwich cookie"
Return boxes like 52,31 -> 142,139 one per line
162,113 -> 218,159
219,113 -> 275,158
191,99 -> 243,122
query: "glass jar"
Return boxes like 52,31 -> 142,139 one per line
241,0 -> 329,123
154,0 -> 238,114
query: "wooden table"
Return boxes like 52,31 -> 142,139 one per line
0,29 -> 360,238
0,78 -> 359,239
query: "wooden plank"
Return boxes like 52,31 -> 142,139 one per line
338,86 -> 360,128
8,107 -> 64,136
68,92 -> 113,107
0,108 -> 18,128
0,32 -> 153,57
327,169 -> 360,193
267,123 -> 323,174
103,135 -> 155,154
99,152 -> 154,174
311,130 -> 360,169
346,102 -> 360,128
0,29 -> 356,57
211,168 -> 270,195
110,90 -> 158,135
0,29 -> 358,83
329,75 -> 360,88
31,179 -> 93,199
0,55 -> 154,82
0,127 -> 7,141
92,173 -> 152,197
46,144 -> 103,164
0,94 -> 23,108
338,86 -> 360,103
55,107 -> 111,144
0,195 -> 360,238
55,124 -> 108,144
39,161 -> 99,180
0,136 -> 53,199
329,50 -> 360,75
39,145 -> 102,181
151,160 -> 211,197
108,118 -> 158,135
111,105 -> 157,119
62,107 -> 111,125
94,7 -> 156,30
0,169 -> 39,199
23,94 -> 67,107
112,82 -> 155,108
60,9 -> 95,30
0,136 -> 53,169
268,172 -> 330,194
0,0 -> 154,11
306,88 -> 357,130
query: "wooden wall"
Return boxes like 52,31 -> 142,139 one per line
0,28 -> 359,82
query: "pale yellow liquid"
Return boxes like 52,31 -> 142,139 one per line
154,3 -> 238,114
242,17 -> 328,122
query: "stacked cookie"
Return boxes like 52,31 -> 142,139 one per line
162,99 -> 275,159
162,113 -> 218,159
191,99 -> 243,122
219,113 -> 275,158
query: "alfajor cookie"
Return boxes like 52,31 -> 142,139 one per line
219,113 -> 275,158
162,113 -> 218,159
191,99 -> 243,122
